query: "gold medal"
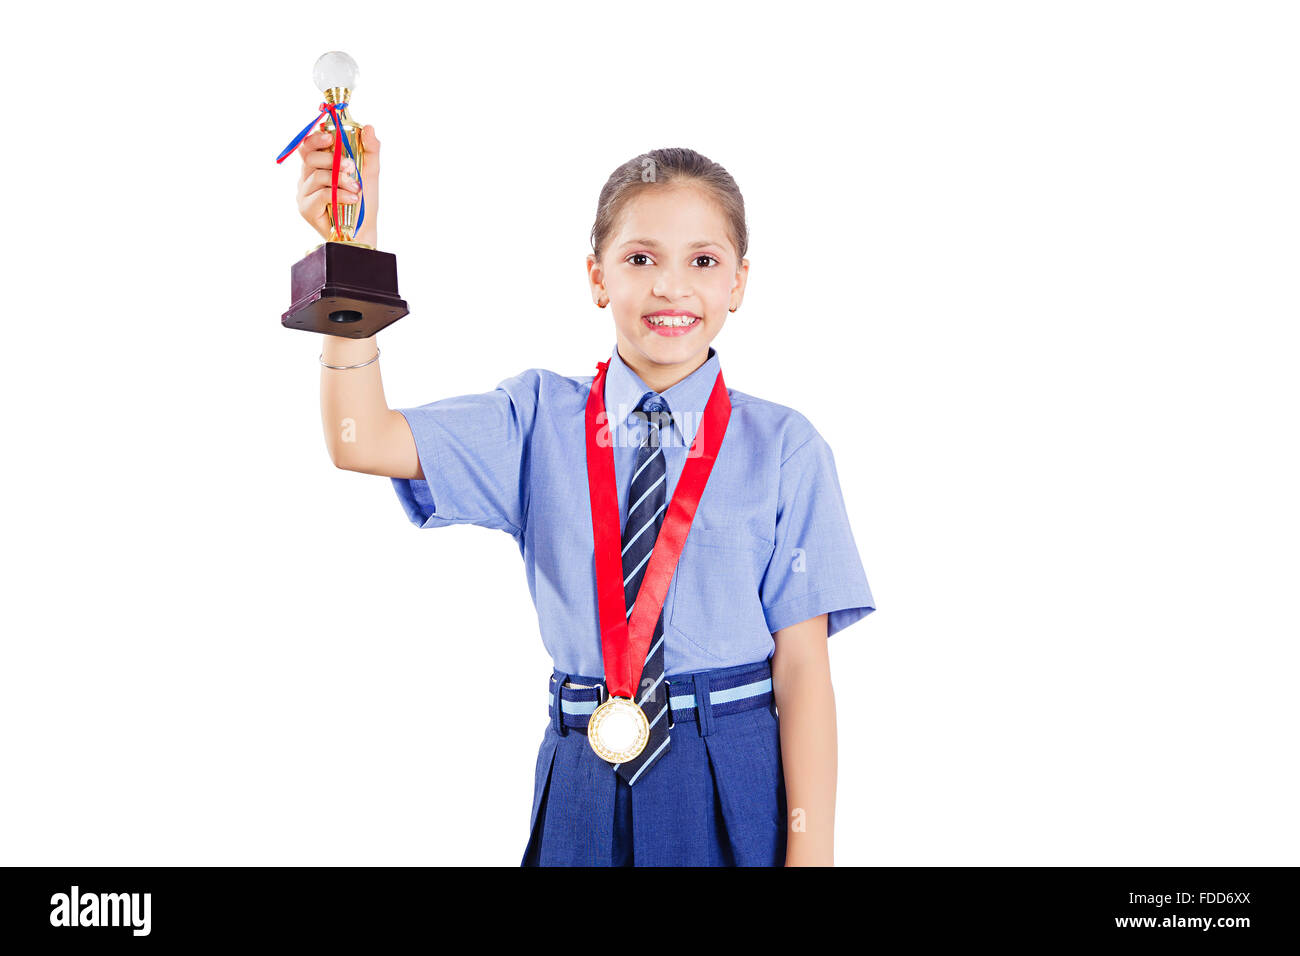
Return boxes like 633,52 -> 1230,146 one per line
588,695 -> 650,763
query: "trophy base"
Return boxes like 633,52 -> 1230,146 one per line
282,240 -> 409,339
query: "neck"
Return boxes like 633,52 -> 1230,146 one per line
615,343 -> 710,394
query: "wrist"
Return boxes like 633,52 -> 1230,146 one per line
321,333 -> 380,362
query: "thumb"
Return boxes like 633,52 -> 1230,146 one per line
361,124 -> 380,155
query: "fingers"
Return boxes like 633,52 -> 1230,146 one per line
297,171 -> 361,215
296,130 -> 336,163
298,185 -> 360,231
298,127 -> 378,166
298,165 -> 361,198
300,183 -> 362,211
295,127 -> 375,232
298,135 -> 352,182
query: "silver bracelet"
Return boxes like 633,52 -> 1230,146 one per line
320,347 -> 380,370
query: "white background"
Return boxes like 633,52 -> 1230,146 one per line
3,1 -> 1296,866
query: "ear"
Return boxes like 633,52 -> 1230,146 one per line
586,253 -> 606,304
730,257 -> 750,308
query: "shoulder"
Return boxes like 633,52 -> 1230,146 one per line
498,366 -> 598,394
724,386 -> 825,464
492,367 -> 600,423
491,366 -> 583,402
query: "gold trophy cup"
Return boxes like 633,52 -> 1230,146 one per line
280,51 -> 408,338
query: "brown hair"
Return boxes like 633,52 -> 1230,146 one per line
590,147 -> 749,268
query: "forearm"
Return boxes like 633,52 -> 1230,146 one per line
319,331 -> 396,471
771,615 -> 837,866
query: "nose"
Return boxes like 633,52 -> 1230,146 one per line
651,262 -> 692,301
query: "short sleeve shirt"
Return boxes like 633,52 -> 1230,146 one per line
392,344 -> 876,678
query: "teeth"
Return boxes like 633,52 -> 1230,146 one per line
646,314 -> 699,327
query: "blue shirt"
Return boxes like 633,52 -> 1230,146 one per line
391,344 -> 876,677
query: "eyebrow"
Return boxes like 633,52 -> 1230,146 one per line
617,238 -> 724,250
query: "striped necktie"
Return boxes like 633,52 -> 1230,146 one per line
614,391 -> 673,785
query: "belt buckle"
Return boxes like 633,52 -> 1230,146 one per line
665,679 -> 674,729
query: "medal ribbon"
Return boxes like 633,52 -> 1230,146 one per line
585,357 -> 732,699
274,101 -> 366,236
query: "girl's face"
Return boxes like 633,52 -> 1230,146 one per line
588,184 -> 748,386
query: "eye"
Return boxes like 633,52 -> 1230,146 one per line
627,253 -> 652,266
694,255 -> 719,268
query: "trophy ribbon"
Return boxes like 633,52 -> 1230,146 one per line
584,357 -> 732,701
274,100 -> 366,237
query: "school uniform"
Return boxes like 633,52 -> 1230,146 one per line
391,344 -> 876,866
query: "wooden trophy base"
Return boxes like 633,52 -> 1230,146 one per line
282,240 -> 409,338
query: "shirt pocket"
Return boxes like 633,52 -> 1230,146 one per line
669,527 -> 776,660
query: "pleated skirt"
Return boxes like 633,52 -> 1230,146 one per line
521,659 -> 788,867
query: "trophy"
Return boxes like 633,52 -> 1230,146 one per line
276,51 -> 408,338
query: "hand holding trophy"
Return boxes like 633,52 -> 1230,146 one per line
276,51 -> 408,338
297,124 -> 378,248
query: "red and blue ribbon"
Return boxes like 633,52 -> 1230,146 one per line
275,100 -> 365,236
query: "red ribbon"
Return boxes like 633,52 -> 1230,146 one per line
317,101 -> 349,240
585,357 -> 732,698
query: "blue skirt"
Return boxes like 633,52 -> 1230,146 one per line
521,659 -> 788,867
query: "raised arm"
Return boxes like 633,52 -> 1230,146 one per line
319,337 -> 422,479
297,124 -> 421,480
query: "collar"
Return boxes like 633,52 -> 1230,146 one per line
604,343 -> 721,449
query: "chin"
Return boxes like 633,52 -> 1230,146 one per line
645,338 -> 704,361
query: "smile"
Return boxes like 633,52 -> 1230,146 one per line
642,313 -> 701,335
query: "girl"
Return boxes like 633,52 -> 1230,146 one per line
296,127 -> 876,866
